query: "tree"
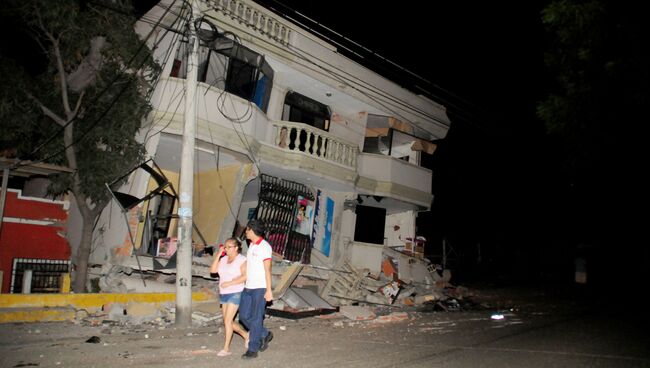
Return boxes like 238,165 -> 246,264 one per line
537,0 -> 648,184
537,0 -> 649,284
0,0 -> 160,292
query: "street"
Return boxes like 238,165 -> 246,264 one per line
1,286 -> 649,368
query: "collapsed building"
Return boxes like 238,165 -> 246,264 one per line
2,0 -> 454,311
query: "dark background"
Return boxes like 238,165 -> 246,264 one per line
253,1 -> 649,290
252,0 -> 572,284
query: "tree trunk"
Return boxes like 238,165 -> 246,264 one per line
72,216 -> 95,293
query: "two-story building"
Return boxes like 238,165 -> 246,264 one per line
75,0 -> 450,278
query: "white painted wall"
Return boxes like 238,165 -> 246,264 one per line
350,241 -> 383,274
385,211 -> 416,248
358,153 -> 432,193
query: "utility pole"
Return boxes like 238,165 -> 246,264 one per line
175,0 -> 200,327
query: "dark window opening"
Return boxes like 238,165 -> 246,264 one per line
171,40 -> 274,113
226,58 -> 257,101
282,91 -> 331,131
354,205 -> 386,244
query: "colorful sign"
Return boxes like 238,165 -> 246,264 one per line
312,190 -> 334,257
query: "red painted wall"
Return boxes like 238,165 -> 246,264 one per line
0,190 -> 70,293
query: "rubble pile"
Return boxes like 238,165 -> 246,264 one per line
269,246 -> 475,321
73,246 -> 476,327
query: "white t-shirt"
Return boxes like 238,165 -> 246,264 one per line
245,237 -> 272,289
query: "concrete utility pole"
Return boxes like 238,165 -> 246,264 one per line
175,0 -> 200,327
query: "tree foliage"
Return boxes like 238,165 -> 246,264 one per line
537,0 -> 649,180
0,0 -> 160,292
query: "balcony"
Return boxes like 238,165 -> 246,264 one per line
356,153 -> 433,210
255,121 -> 359,189
272,121 -> 357,168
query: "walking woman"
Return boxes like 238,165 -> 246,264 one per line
210,238 -> 249,356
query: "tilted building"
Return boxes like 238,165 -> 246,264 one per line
80,0 -> 450,279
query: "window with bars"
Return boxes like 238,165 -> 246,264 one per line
253,174 -> 315,263
11,258 -> 70,293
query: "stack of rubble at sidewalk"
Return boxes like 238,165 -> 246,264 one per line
69,246 -> 470,326
269,246 -> 471,320
70,296 -> 223,328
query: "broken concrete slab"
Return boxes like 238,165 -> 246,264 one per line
339,305 -> 376,321
273,262 -> 303,300
373,312 -> 409,323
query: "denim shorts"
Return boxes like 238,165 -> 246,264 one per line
220,292 -> 242,305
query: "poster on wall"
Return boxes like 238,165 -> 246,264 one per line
294,195 -> 313,235
311,190 -> 334,257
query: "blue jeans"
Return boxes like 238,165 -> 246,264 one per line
239,288 -> 269,352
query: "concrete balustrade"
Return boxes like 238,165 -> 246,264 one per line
272,121 -> 358,169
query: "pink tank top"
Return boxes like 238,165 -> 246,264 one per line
218,254 -> 246,294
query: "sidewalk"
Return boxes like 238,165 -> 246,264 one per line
0,308 -> 428,368
0,290 -> 213,323
3,285 -> 648,368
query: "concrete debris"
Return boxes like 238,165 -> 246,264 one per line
296,251 -> 466,312
373,311 -> 409,323
59,245 -> 471,329
125,302 -> 162,324
121,277 -> 176,293
105,302 -> 125,320
244,245 -> 480,329
97,265 -> 133,293
339,305 -> 376,321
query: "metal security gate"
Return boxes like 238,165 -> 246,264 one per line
11,258 -> 70,293
253,174 -> 314,263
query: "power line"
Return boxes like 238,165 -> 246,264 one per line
202,10 -> 450,133
253,0 -> 489,121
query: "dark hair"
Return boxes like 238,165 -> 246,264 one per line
225,237 -> 242,253
246,219 -> 266,237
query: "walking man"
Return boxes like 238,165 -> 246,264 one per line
240,219 -> 274,359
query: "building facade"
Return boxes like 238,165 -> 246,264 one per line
80,0 -> 451,276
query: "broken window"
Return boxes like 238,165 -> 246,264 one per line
106,160 -> 208,258
171,39 -> 274,112
364,115 -> 437,165
141,191 -> 176,256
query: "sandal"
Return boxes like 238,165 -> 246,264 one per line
217,350 -> 232,357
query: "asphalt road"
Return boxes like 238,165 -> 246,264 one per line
1,286 -> 649,368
